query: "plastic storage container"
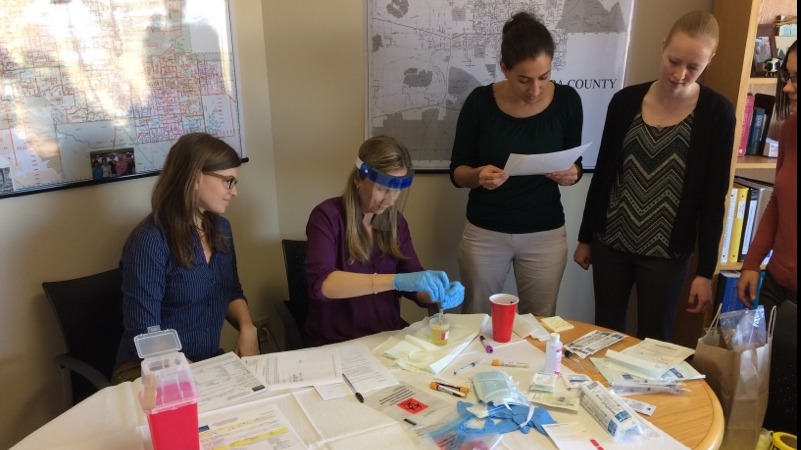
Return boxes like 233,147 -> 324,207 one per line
135,327 -> 200,450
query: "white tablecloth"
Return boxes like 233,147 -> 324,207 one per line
13,315 -> 690,450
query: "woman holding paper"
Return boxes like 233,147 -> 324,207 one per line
449,11 -> 583,316
573,11 -> 735,340
305,135 -> 464,346
737,40 -> 796,435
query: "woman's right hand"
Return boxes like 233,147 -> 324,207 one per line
392,271 -> 450,301
478,165 -> 509,190
737,269 -> 760,308
573,243 -> 592,270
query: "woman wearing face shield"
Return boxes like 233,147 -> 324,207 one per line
305,135 -> 464,346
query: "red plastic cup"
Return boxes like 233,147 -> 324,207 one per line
146,381 -> 199,450
490,294 -> 519,342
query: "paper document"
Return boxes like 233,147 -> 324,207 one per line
190,352 -> 267,413
504,142 -> 591,176
242,347 -> 341,390
316,342 -> 399,400
198,402 -> 307,450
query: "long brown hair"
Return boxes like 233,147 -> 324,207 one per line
126,133 -> 241,268
342,136 -> 413,263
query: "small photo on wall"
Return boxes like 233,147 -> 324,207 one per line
0,167 -> 12,194
89,148 -> 136,180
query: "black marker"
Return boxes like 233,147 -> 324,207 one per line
342,373 -> 364,403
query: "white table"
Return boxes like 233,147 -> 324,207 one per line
14,315 -> 718,449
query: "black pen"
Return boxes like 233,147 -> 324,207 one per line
342,373 -> 364,403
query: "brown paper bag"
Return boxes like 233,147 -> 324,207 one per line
691,305 -> 776,450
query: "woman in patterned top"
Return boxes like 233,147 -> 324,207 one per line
113,133 -> 258,381
574,10 -> 735,340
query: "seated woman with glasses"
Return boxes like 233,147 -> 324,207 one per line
113,132 -> 258,382
304,135 -> 464,346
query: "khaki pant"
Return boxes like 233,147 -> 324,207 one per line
458,222 -> 567,316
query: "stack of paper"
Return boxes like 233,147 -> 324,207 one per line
599,339 -> 698,381
375,313 -> 488,374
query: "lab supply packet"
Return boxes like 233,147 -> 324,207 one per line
606,338 -> 694,378
579,381 -> 641,440
564,330 -> 626,359
472,371 -> 528,406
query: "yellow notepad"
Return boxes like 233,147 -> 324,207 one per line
540,316 -> 574,333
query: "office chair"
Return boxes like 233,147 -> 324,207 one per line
278,239 -> 309,349
42,268 -> 124,408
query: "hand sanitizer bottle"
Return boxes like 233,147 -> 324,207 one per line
544,332 -> 562,374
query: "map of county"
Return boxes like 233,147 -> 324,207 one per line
0,0 -> 242,197
367,0 -> 633,170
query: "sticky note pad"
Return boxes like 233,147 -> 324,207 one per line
540,316 -> 574,332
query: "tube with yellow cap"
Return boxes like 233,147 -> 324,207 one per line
491,359 -> 530,368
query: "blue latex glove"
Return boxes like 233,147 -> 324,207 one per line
440,281 -> 465,309
392,270 -> 449,302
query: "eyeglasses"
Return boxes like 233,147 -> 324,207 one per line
779,70 -> 797,89
204,172 -> 238,190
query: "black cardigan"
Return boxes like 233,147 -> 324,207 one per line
578,82 -> 735,278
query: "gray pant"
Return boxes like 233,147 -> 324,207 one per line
458,222 -> 567,316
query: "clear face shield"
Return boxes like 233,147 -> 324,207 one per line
356,157 -> 414,230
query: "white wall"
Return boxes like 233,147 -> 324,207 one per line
2,0 -> 710,446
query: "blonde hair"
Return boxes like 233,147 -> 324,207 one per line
666,10 -> 720,52
342,136 -> 412,264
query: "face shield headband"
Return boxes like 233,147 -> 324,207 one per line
355,157 -> 414,190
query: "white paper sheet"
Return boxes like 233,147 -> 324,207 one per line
504,142 -> 591,175
190,352 -> 268,413
242,347 -> 341,390
316,342 -> 399,401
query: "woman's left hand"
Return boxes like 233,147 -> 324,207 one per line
686,276 -> 713,313
234,323 -> 260,357
545,164 -> 580,186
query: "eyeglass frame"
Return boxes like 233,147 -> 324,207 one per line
778,69 -> 797,89
203,171 -> 239,190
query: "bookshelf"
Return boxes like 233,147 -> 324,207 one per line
671,0 -> 794,348
704,0 -> 795,273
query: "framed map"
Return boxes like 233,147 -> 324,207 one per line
0,0 -> 243,198
366,0 -> 634,172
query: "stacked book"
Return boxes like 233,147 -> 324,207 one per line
738,94 -> 776,157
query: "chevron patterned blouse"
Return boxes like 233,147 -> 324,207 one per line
598,112 -> 693,259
